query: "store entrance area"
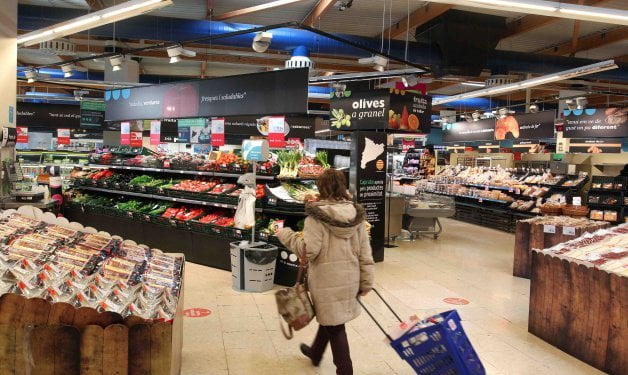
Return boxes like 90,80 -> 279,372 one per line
180,219 -> 601,375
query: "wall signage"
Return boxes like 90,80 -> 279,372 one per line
80,100 -> 106,129
267,116 -> 286,148
57,128 -> 71,145
105,69 -> 309,121
17,103 -> 80,129
443,119 -> 495,142
563,108 -> 627,138
16,127 -> 28,143
150,121 -> 161,145
120,122 -> 131,145
495,111 -> 555,140
568,138 -> 622,153
211,118 -> 225,147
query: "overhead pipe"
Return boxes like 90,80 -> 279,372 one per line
17,4 -> 628,82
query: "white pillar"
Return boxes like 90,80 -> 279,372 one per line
0,1 -> 17,196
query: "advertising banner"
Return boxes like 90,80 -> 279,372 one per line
495,111 -> 555,140
130,131 -> 143,147
80,101 -> 106,129
16,127 -> 28,143
569,138 -> 622,153
159,119 -> 178,143
223,115 -> 315,140
120,122 -> 130,145
17,103 -> 81,129
563,108 -> 627,138
57,128 -> 71,145
442,119 -> 495,142
104,69 -> 309,121
177,127 -> 190,143
330,89 -> 432,133
211,118 -> 225,147
267,116 -> 286,148
150,121 -> 161,145
350,131 -> 387,262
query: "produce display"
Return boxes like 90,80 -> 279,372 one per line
0,213 -> 183,320
277,150 -> 330,178
537,223 -> 627,276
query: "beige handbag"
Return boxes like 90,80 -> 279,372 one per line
275,252 -> 315,339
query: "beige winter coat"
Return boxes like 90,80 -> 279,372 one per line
277,200 -> 375,326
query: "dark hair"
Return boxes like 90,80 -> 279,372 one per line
316,168 -> 352,201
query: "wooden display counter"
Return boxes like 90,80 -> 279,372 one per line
529,250 -> 627,375
513,218 -> 608,278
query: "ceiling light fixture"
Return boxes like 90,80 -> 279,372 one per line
109,55 -> 124,71
252,31 -> 273,53
24,69 -> 37,83
358,55 -> 389,72
401,76 -> 409,87
461,81 -> 485,87
422,0 -> 628,26
61,63 -> 75,78
528,103 -> 539,113
166,45 -> 196,64
433,59 -> 617,106
17,0 -> 173,47
308,68 -> 425,83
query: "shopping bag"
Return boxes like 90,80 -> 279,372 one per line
275,252 -> 315,339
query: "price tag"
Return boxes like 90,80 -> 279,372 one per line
559,196 -> 566,204
484,186 -> 489,191
170,220 -> 177,227
543,224 -> 556,234
509,187 -> 513,193
478,198 -> 483,203
143,215 -> 150,222
127,212 -> 133,218
573,197 -> 581,206
563,226 -> 576,236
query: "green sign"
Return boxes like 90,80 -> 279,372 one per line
177,118 -> 206,128
80,101 -> 106,128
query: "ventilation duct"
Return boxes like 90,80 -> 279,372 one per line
414,10 -> 506,77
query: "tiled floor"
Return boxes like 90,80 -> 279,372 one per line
180,218 -> 604,375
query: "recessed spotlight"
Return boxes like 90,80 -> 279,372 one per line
61,63 -> 75,78
252,32 -> 273,53
109,54 -> 124,71
167,44 -> 196,64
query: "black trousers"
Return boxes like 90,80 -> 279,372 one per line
310,324 -> 353,375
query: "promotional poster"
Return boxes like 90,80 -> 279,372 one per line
442,119 -> 496,142
495,111 -> 556,140
105,69 -> 309,121
563,108 -> 627,138
80,100 -> 106,129
17,102 -> 81,129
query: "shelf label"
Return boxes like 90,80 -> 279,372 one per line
543,224 -> 556,234
563,226 -> 576,236
572,197 -> 581,206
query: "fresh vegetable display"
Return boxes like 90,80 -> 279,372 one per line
277,150 -> 302,178
282,182 -> 318,202
169,178 -> 219,193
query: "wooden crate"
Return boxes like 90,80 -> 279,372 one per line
512,221 -> 607,279
529,251 -> 627,375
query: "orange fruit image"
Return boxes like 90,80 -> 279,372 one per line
408,114 -> 419,131
376,159 -> 384,170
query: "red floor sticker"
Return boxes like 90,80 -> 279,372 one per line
184,308 -> 212,318
443,298 -> 470,305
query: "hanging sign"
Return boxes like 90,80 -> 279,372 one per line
402,139 -> 415,152
57,128 -> 71,145
177,126 -> 190,143
330,89 -> 432,133
159,119 -> 178,143
442,119 -> 496,142
104,69 -> 309,121
80,100 -> 106,129
16,127 -> 28,143
495,111 -> 556,140
17,102 -> 80,129
0,127 -> 17,147
513,140 -> 541,153
267,116 -> 286,148
120,121 -> 131,145
563,108 -> 627,138
211,118 -> 225,146
478,141 -> 499,152
150,121 -> 161,145
130,131 -> 143,147
568,138 -> 622,153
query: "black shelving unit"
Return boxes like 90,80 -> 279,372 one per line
586,175 -> 627,224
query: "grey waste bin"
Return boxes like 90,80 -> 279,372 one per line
230,241 -> 278,292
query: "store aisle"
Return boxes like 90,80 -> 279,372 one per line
180,218 -> 603,375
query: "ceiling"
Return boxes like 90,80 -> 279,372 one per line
16,0 -> 628,108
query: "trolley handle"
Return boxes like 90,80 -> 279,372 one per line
357,288 -> 403,342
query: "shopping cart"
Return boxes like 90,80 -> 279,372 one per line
358,289 -> 485,375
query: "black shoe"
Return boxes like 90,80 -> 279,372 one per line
300,343 -> 321,367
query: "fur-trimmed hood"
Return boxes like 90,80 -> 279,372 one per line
305,200 -> 365,238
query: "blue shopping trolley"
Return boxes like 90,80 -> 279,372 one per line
358,289 -> 485,375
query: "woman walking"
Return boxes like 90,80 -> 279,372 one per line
277,168 -> 375,375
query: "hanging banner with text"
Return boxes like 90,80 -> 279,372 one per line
80,101 -> 106,129
267,116 -> 286,148
120,122 -> 131,145
568,138 -> 622,153
442,119 -> 496,142
104,69 -> 309,122
330,89 -> 432,133
16,127 -> 28,143
563,108 -> 627,138
495,110 -> 556,140
159,119 -> 178,143
211,118 -> 225,147
17,102 -> 81,129
57,128 -> 71,145
130,131 -> 143,147
150,121 -> 161,145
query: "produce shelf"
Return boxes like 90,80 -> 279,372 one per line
88,164 -> 275,180
75,185 -> 263,211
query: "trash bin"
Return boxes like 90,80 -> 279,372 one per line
230,241 -> 278,292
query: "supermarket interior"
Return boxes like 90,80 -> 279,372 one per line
1,0 -> 627,374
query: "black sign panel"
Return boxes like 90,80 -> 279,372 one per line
495,111 -> 555,140
330,89 -> 432,133
1,127 -> 17,147
563,108 -> 627,138
16,102 -> 81,129
569,138 -> 622,153
80,101 -> 106,129
350,131 -> 387,262
442,119 -> 495,142
159,119 -> 178,143
105,69 -> 309,122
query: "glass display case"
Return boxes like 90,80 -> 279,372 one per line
16,150 -> 89,185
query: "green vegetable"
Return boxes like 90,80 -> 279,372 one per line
315,151 -> 330,168
277,150 -> 302,178
129,175 -> 153,185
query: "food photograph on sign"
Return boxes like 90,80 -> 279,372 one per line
495,111 -> 556,140
563,107 -> 627,138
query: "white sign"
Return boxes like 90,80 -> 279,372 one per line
572,197 -> 581,206
543,224 -> 556,234
563,226 -> 576,236
268,116 -> 285,134
211,118 -> 225,134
